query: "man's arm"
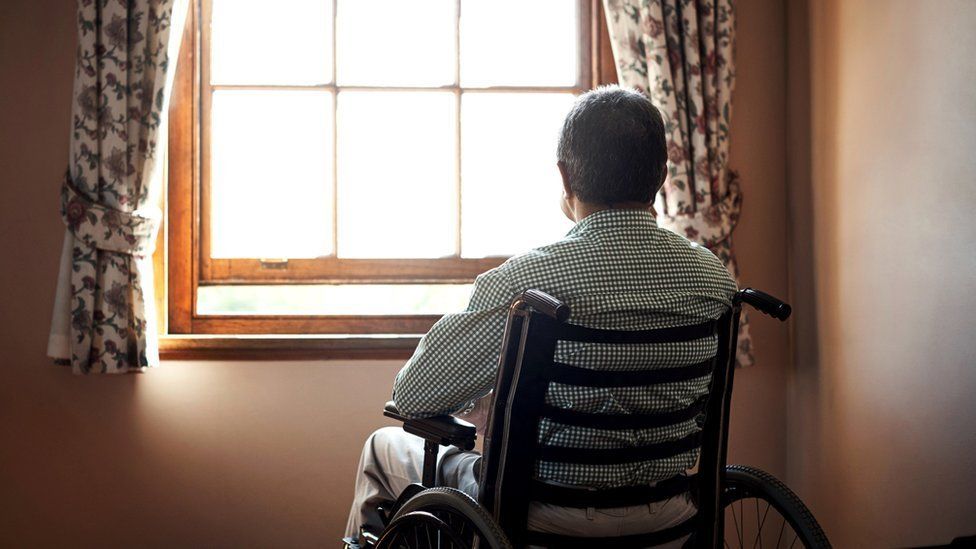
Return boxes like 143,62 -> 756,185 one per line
392,268 -> 518,418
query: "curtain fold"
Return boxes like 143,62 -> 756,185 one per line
603,0 -> 753,366
48,0 -> 187,374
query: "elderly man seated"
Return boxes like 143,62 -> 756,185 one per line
344,85 -> 736,547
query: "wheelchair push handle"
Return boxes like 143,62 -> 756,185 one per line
735,288 -> 792,321
515,289 -> 571,322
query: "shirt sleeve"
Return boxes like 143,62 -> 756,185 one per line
392,266 -> 518,418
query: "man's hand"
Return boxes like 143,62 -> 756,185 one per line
454,393 -> 493,437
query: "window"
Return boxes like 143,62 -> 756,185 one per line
164,0 -> 615,347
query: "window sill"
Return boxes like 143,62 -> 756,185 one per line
159,334 -> 420,361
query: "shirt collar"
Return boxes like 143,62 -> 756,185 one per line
567,208 -> 658,236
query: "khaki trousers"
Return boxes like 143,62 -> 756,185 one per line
346,427 -> 695,547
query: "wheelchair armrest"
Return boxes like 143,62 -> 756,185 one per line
384,401 -> 477,451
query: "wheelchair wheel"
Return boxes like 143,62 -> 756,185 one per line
722,465 -> 831,549
377,487 -> 511,549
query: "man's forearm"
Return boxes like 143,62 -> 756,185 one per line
391,268 -> 515,418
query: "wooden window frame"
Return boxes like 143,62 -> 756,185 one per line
161,0 -> 618,355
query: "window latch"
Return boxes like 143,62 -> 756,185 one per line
259,258 -> 289,270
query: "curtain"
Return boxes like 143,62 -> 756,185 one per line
603,0 -> 752,366
48,0 -> 187,374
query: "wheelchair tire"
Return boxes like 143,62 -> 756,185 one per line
722,465 -> 831,549
377,487 -> 512,549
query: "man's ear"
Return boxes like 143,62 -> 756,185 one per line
557,161 -> 573,199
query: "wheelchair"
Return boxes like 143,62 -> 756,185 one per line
349,288 -> 830,548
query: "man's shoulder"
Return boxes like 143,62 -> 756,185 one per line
491,233 -> 588,279
483,223 -> 735,296
654,228 -> 738,290
658,228 -> 726,264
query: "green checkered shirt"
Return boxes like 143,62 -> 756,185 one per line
393,208 -> 736,488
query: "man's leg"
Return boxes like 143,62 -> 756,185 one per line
345,427 -> 481,539
345,427 -> 425,538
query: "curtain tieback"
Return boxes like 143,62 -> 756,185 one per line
60,171 -> 160,256
660,172 -> 742,248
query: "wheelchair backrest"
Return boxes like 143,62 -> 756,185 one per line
478,289 -> 741,548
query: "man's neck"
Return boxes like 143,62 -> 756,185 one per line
573,201 -> 652,222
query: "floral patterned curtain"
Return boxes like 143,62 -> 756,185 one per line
603,0 -> 752,365
48,0 -> 187,374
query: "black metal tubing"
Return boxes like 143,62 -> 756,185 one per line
482,307 -> 557,547
735,287 -> 792,321
422,440 -> 438,488
694,306 -> 738,548
479,300 -> 529,519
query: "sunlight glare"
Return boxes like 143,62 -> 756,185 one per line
461,93 -> 576,257
211,0 -> 333,85
337,91 -> 457,258
210,90 -> 334,258
460,0 -> 578,87
198,284 -> 473,316
337,0 -> 455,86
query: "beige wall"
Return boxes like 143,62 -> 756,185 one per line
0,0 -> 790,546
788,1 -> 976,547
725,0 -> 790,482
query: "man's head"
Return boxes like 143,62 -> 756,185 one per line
556,86 -> 668,220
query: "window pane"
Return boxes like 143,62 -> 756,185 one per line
198,284 -> 472,315
210,90 -> 333,258
461,93 -> 575,257
336,0 -> 455,86
338,92 -> 457,258
210,0 -> 333,85
337,91 -> 457,258
460,0 -> 578,87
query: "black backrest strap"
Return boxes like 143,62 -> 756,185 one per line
523,513 -> 698,548
555,320 -> 717,344
537,431 -> 701,465
529,474 -> 695,508
540,397 -> 706,430
545,360 -> 712,387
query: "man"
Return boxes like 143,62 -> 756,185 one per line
345,86 -> 737,545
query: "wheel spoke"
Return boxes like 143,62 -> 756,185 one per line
754,498 -> 762,549
751,498 -> 773,549
775,515 -> 786,548
757,502 -> 772,546
442,513 -> 456,548
739,498 -> 745,548
730,497 -> 743,548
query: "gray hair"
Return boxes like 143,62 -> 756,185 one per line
556,85 -> 668,204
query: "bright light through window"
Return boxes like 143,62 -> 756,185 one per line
210,0 -> 332,85
210,90 -> 334,258
461,93 -> 576,256
337,0 -> 456,86
198,284 -> 473,316
460,0 -> 579,87
337,91 -> 457,258
203,0 -> 583,316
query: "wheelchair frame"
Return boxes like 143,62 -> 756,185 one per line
368,288 -> 799,548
